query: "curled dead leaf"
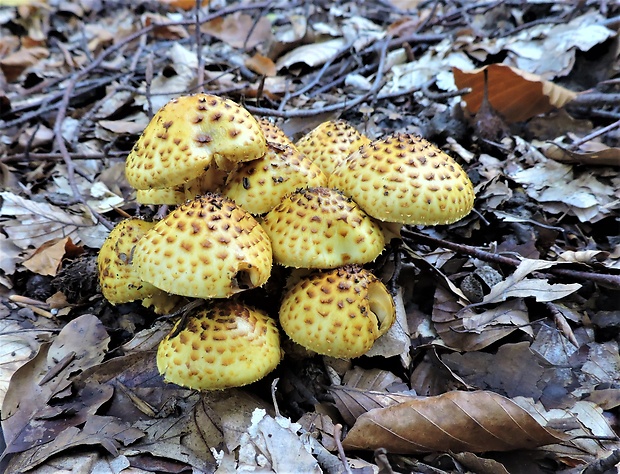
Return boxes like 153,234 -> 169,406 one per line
453,64 -> 577,122
542,142 -> 620,167
342,390 -> 568,454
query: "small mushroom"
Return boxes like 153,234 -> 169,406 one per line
132,193 -> 272,298
222,142 -> 327,215
157,300 -> 282,390
261,187 -> 385,269
125,94 -> 267,191
279,265 -> 395,358
296,120 -> 370,176
97,218 -> 180,313
329,133 -> 475,228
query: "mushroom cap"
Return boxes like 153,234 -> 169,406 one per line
97,218 -> 162,304
279,265 -> 395,358
261,187 -> 385,269
258,118 -> 297,150
132,193 -> 273,298
157,300 -> 282,390
222,143 -> 327,215
329,133 -> 475,225
125,94 -> 267,190
296,120 -> 370,175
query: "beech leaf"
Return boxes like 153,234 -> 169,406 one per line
453,64 -> 577,122
342,390 -> 567,454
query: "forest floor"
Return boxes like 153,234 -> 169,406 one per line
1,1 -> 620,473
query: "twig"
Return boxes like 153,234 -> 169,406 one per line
333,424 -> 353,474
246,34 -> 393,118
569,119 -> 620,150
401,228 -> 620,289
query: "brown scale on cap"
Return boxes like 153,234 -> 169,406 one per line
258,117 -> 297,150
296,120 -> 370,176
125,94 -> 267,190
157,300 -> 282,390
97,218 -> 180,314
222,143 -> 327,215
329,133 -> 475,225
261,187 -> 385,269
279,265 -> 395,358
132,193 -> 272,299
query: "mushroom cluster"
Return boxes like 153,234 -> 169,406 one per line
98,93 -> 475,390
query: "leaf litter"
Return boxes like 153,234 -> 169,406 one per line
1,0 -> 620,473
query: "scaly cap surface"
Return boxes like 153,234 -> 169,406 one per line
222,143 -> 327,215
296,120 -> 370,175
261,187 -> 385,269
258,118 -> 297,150
125,94 -> 267,190
133,193 -> 272,298
279,265 -> 395,358
157,300 -> 281,390
329,133 -> 475,225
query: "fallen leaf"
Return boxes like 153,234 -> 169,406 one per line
453,64 -> 577,122
22,237 -> 83,277
245,53 -> 277,77
0,46 -> 48,82
542,142 -> 620,167
201,12 -> 273,50
482,258 -> 581,304
0,192 -> 95,250
342,390 -> 567,454
276,38 -> 347,70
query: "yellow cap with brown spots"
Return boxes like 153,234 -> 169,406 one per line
279,265 -> 395,358
329,133 -> 475,225
125,94 -> 267,190
132,193 -> 272,298
261,187 -> 385,269
157,300 -> 281,390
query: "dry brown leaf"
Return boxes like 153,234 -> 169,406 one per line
542,143 -> 620,167
245,53 -> 277,77
157,0 -> 209,10
22,237 -> 84,277
453,64 -> 577,122
342,390 -> 567,454
201,12 -> 273,50
0,46 -> 49,82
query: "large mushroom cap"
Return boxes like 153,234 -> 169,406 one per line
261,187 -> 385,269
157,300 -> 282,390
125,94 -> 267,190
132,193 -> 273,299
222,143 -> 327,215
296,120 -> 370,176
329,133 -> 475,225
279,265 -> 395,358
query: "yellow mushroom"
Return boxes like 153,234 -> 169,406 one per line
125,94 -> 267,191
261,187 -> 385,269
279,265 -> 395,358
296,120 -> 370,176
132,193 -> 272,299
222,142 -> 327,215
157,300 -> 282,390
329,133 -> 475,231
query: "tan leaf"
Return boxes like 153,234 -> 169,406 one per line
542,142 -> 620,167
276,38 -> 347,70
453,64 -> 577,122
22,237 -> 83,277
245,53 -> 277,77
0,46 -> 49,82
342,391 -> 567,453
201,12 -> 273,50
